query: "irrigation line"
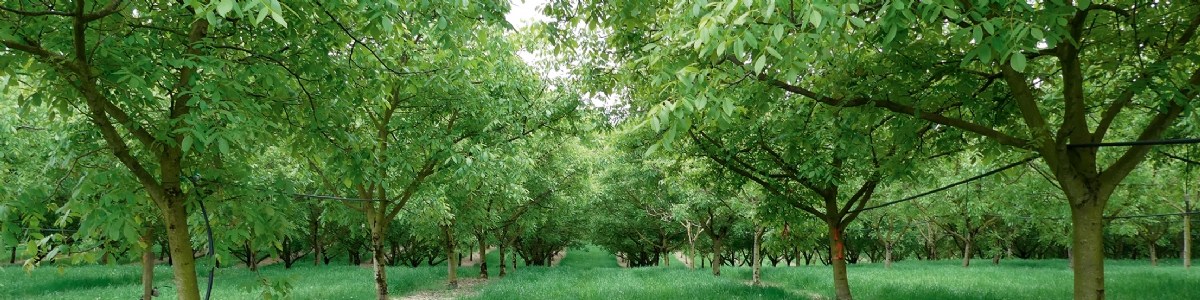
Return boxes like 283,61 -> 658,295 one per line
852,156 -> 1041,214
1105,210 -> 1200,220
1160,151 -> 1200,166
197,198 -> 215,300
1067,138 -> 1200,148
211,179 -> 385,202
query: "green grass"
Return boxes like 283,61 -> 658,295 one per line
3,251 -> 1197,300
466,246 -> 795,300
470,249 -> 1199,300
0,259 -> 448,299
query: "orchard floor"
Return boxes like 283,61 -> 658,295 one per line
3,247 -> 1197,300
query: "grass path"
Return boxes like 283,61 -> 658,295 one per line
5,251 -> 1198,299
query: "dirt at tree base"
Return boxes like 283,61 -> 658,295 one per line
673,251 -> 693,268
549,249 -> 567,266
395,278 -> 486,300
459,247 -> 495,267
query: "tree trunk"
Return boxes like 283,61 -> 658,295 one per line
368,210 -> 390,300
962,236 -> 972,268
688,245 -> 696,269
142,226 -> 156,300
884,244 -> 894,269
444,225 -> 458,289
246,241 -> 258,272
478,235 -> 488,279
162,197 -> 201,300
1068,247 -> 1074,268
1070,201 -> 1106,300
1184,202 -> 1192,269
311,211 -> 322,266
752,226 -> 764,286
498,242 -> 508,277
829,224 -> 853,300
1148,240 -> 1158,267
711,237 -> 723,276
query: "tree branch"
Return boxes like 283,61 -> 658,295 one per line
1098,70 -> 1197,187
763,77 -> 1031,149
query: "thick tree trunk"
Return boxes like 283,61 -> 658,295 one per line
1068,247 -> 1074,268
142,227 -> 156,300
884,244 -> 894,269
752,226 -> 764,286
478,236 -> 488,279
1148,240 -> 1158,266
711,237 -> 723,276
1070,201 -> 1106,300
962,237 -> 973,268
368,212 -> 390,300
162,198 -> 201,300
829,224 -> 853,300
498,243 -> 508,277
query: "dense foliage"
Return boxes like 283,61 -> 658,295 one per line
2,1 -> 1197,300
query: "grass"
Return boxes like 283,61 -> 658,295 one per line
470,248 -> 1198,300
0,258 -> 448,299
466,245 -> 795,300
3,249 -> 1197,299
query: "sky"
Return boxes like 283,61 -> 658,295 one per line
505,0 -> 552,30
502,0 -> 622,110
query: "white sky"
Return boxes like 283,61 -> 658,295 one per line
506,0 -> 552,30
504,0 -> 621,110
505,0 -> 550,64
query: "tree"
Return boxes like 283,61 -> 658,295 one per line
543,1 -> 1200,298
0,2 -> 303,298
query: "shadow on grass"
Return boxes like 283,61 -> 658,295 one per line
6,273 -> 142,297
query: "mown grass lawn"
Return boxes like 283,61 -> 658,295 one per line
3,247 -> 1196,299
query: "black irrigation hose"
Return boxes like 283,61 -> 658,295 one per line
851,156 -> 1041,214
1105,211 -> 1200,220
210,179 -> 385,202
1160,151 -> 1200,166
1067,138 -> 1200,148
197,198 -> 215,300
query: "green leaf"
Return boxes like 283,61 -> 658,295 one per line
218,138 -> 230,154
217,0 -> 235,17
270,11 -> 287,27
850,17 -> 866,28
765,46 -> 781,59
256,5 -> 270,24
722,100 -> 735,116
734,12 -> 750,25
182,135 -> 194,154
754,55 -> 767,73
1010,53 -> 1028,72
809,10 -> 822,28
